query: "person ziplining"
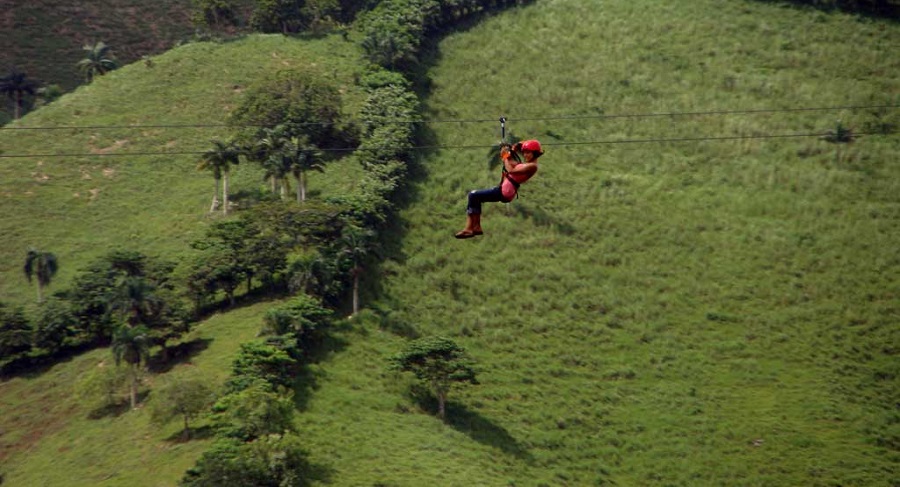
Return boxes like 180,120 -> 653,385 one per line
455,117 -> 544,239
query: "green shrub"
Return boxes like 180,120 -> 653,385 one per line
229,68 -> 348,149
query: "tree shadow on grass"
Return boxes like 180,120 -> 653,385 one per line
163,424 -> 216,443
410,389 -> 533,462
444,402 -> 535,463
292,332 -> 349,412
296,460 -> 334,487
511,203 -> 577,236
87,390 -> 150,419
147,338 -> 214,374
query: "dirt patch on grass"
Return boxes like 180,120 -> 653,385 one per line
91,140 -> 129,154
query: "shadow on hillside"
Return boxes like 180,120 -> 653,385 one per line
164,424 -> 216,443
147,338 -> 214,374
752,0 -> 899,21
87,391 -> 150,419
511,203 -> 577,235
193,280 -> 293,322
296,460 -> 334,486
0,340 -> 102,381
410,389 -> 533,461
292,332 -> 349,412
444,403 -> 534,462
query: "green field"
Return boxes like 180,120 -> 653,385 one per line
2,0 -> 899,485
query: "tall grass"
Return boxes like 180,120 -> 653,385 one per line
296,0 -> 899,485
0,0 -> 898,485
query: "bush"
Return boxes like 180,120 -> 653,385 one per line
181,433 -> 309,486
229,68 -> 349,150
356,0 -> 439,69
359,66 -> 412,91
0,302 -> 31,362
261,295 -> 333,357
77,362 -> 130,409
32,298 -> 77,355
228,340 -> 298,391
213,380 -> 296,440
150,373 -> 217,440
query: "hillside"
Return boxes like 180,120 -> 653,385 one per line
0,33 -> 367,307
0,32 -> 368,486
1,0 -> 899,486
294,0 -> 900,485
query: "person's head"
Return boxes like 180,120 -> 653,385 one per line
519,139 -> 544,162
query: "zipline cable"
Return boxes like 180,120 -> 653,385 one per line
1,104 -> 896,131
0,130 -> 893,159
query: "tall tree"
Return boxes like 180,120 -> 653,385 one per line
338,224 -> 374,316
390,336 -> 478,421
23,248 -> 59,303
250,0 -> 307,34
110,276 -> 160,327
77,41 -> 118,83
254,128 -> 293,199
193,0 -> 240,30
0,69 -> 40,120
197,139 -> 241,214
285,135 -> 325,203
111,324 -> 150,409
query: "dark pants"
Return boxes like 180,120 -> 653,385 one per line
467,186 -> 509,215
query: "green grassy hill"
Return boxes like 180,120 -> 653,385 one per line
1,0 -> 899,485
294,1 -> 899,485
0,33 -> 366,307
0,32 -> 368,486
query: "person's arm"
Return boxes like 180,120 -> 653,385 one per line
503,157 -> 537,175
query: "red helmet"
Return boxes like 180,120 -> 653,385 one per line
520,139 -> 544,156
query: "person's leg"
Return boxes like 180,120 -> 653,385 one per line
471,213 -> 482,234
457,187 -> 502,238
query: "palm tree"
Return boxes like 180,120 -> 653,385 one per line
255,128 -> 293,199
285,135 -> 325,203
0,69 -> 40,120
197,139 -> 241,214
110,276 -> 160,326
23,249 -> 59,303
112,324 -> 150,409
77,41 -> 118,83
339,224 -> 374,316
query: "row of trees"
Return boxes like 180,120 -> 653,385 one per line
192,0 -> 378,34
181,0 -> 486,477
357,0 -> 531,70
2,250 -> 189,383
181,296 -> 332,485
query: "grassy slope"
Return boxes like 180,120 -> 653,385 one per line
0,302 -> 270,487
0,1 -> 898,486
0,33 -> 366,486
294,0 -> 899,485
0,33 -> 365,308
